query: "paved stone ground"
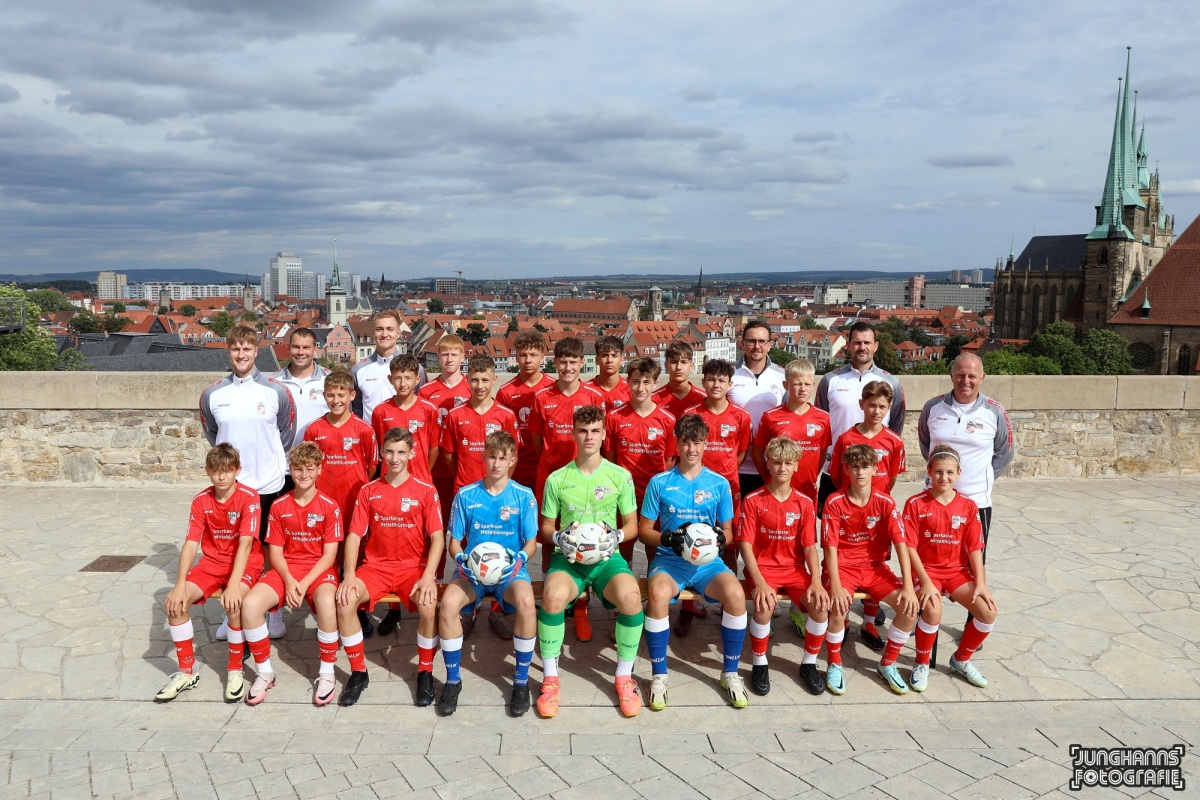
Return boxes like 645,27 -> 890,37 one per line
1,478 -> 1198,799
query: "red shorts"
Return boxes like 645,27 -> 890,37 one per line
745,569 -> 812,604
915,569 -> 975,596
187,554 -> 263,601
354,563 -> 424,612
258,567 -> 340,612
823,562 -> 901,602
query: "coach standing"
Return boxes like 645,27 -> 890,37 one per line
728,320 -> 786,499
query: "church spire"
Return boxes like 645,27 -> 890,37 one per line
330,239 -> 343,291
1118,49 -> 1144,209
1088,72 -> 1134,241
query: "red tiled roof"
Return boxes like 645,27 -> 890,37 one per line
551,297 -> 634,316
1110,214 -> 1200,326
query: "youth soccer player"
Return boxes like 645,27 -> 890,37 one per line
437,432 -> 539,716
738,437 -> 828,697
350,310 -> 404,424
239,443 -> 343,706
603,356 -> 677,566
822,444 -> 918,696
529,337 -> 605,640
537,406 -> 645,719
496,331 -> 554,495
419,334 -> 471,526
335,428 -> 444,707
640,414 -> 749,710
441,355 -> 519,498
155,444 -> 264,703
651,340 -> 706,420
371,355 -> 441,487
751,358 -> 831,504
591,335 -> 631,413
828,379 -> 907,649
903,444 -> 997,691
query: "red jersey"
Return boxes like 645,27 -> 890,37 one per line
683,401 -> 751,492
497,373 -> 556,487
652,383 -> 706,421
902,490 -> 983,576
591,376 -> 631,414
604,404 -> 677,500
530,382 -> 606,491
418,377 -> 471,486
370,397 -> 440,484
829,425 -> 906,495
186,483 -> 263,566
348,476 -> 443,567
304,415 -> 378,522
265,491 -> 343,573
738,487 -> 818,575
440,400 -> 519,492
822,491 -> 906,570
753,404 -> 832,502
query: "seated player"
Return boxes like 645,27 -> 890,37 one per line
823,444 -> 918,695
239,443 -> 343,706
903,444 -> 997,691
437,431 -> 539,716
640,414 -> 749,710
537,405 -> 645,719
738,437 -> 829,697
335,428 -> 444,707
156,444 -> 264,703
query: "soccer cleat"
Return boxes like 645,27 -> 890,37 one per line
673,609 -> 694,637
948,657 -> 989,688
339,670 -> 369,707
154,671 -> 199,703
799,663 -> 825,696
245,671 -> 275,706
910,663 -> 930,693
489,608 -> 514,640
788,607 -> 807,637
574,602 -> 592,642
720,672 -> 749,709
750,664 -> 771,696
313,674 -> 337,706
614,676 -> 642,717
357,609 -> 374,639
415,672 -> 436,707
377,609 -> 402,636
826,664 -> 846,696
267,609 -> 286,639
460,609 -> 477,638
224,670 -> 248,703
859,623 -> 885,651
509,683 -> 531,717
536,677 -> 560,718
648,674 -> 669,711
215,616 -> 229,640
877,663 -> 909,695
437,681 -> 462,716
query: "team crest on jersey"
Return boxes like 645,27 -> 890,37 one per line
951,515 -> 967,530
594,485 -> 612,501
806,423 -> 821,437
343,437 -> 359,450
453,397 -> 467,407
785,512 -> 801,526
256,402 -> 266,416
875,448 -> 886,461
308,388 -> 321,401
965,421 -> 983,434
500,505 -> 517,521
485,422 -> 501,435
720,424 -> 736,438
408,420 -> 421,432
227,511 -> 240,525
647,427 -> 662,441
866,515 -> 880,529
694,489 -> 712,504
306,513 -> 324,528
401,498 -> 417,512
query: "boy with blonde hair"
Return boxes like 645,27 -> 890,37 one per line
751,359 -> 831,504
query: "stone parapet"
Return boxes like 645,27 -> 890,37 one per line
2,373 -> 1198,484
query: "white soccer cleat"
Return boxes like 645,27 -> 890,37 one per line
648,674 -> 669,711
267,609 -> 286,639
949,657 -> 989,688
910,663 -> 930,693
720,672 -> 749,709
154,671 -> 199,703
225,670 -> 248,703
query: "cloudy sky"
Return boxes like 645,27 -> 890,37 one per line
1,0 -> 1197,280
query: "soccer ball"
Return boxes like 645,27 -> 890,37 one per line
570,522 -> 609,566
681,523 -> 721,566
467,542 -> 513,586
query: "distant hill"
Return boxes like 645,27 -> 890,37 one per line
522,269 -> 995,285
0,269 -> 257,285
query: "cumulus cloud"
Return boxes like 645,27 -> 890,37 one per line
927,151 -> 1013,169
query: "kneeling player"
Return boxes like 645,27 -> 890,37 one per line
239,443 -> 343,706
156,444 -> 264,703
903,444 -> 997,691
438,431 -> 539,716
823,444 -> 918,695
336,428 -> 444,707
641,414 -> 748,710
537,406 -> 645,719
739,437 -> 829,697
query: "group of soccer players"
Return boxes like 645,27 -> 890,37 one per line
159,318 -> 997,717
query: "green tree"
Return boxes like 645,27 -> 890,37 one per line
456,323 -> 489,346
1080,328 -> 1133,375
240,311 -> 258,323
69,311 -> 102,334
506,316 -> 519,333
156,305 -> 169,314
180,304 -> 197,317
872,331 -> 905,374
102,313 -> 131,334
983,348 -> 1061,375
768,347 -> 795,367
533,322 -> 547,332
879,316 -> 910,344
111,301 -> 126,313
427,297 -> 446,314
27,288 -> 73,313
942,334 -> 970,362
207,311 -> 235,338
0,284 -> 91,370
909,328 -> 934,347
799,317 -> 825,330
1024,330 -> 1095,374
907,359 -> 951,375
1041,321 -> 1078,340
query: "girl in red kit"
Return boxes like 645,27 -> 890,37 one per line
903,444 -> 997,692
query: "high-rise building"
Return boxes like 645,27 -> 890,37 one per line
97,272 -> 127,300
300,271 -> 326,300
261,271 -> 273,299
269,252 -> 302,299
971,268 -> 985,285
347,273 -> 362,297
432,277 -> 462,296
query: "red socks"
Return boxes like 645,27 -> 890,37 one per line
955,619 -> 994,661
342,630 -> 366,672
417,634 -> 438,673
169,621 -> 195,674
226,627 -> 245,671
915,619 -> 938,666
825,627 -> 845,665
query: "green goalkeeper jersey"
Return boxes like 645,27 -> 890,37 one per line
541,459 -> 637,531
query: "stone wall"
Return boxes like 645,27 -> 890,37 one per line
1,372 -> 1198,485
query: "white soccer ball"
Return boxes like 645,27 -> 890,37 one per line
467,542 -> 513,586
570,522 -> 609,566
681,523 -> 721,566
